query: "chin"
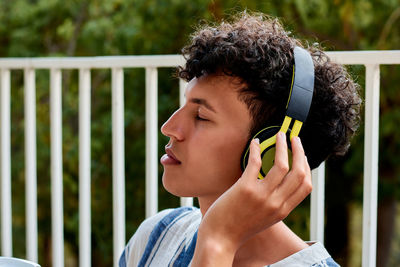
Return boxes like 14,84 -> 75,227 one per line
163,185 -> 197,198
162,173 -> 193,197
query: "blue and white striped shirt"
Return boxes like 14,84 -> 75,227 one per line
119,207 -> 339,267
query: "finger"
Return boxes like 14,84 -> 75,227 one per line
264,131 -> 289,189
304,156 -> 312,180
291,136 -> 306,171
281,168 -> 312,214
277,137 -> 308,196
242,138 -> 262,181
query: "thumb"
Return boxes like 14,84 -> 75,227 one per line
242,138 -> 262,181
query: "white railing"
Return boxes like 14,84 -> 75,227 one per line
0,51 -> 399,267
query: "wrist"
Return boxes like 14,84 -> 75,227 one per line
191,224 -> 238,267
199,225 -> 238,251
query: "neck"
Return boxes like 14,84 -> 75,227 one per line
233,222 -> 308,266
197,196 -> 308,266
198,196 -> 215,216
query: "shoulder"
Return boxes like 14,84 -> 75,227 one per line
130,206 -> 200,247
119,207 -> 201,267
268,242 -> 340,267
150,206 -> 201,230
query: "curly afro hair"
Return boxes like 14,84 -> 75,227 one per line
178,12 -> 362,169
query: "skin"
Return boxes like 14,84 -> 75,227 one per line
160,74 -> 313,266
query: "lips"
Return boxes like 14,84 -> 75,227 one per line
160,147 -> 181,165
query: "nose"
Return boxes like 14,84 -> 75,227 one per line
161,108 -> 185,141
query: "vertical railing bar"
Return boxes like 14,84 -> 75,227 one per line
362,64 -> 380,267
112,67 -> 126,267
178,79 -> 193,207
1,68 -> 12,257
50,68 -> 64,267
179,79 -> 186,108
145,67 -> 158,218
79,68 -> 91,267
310,162 -> 325,244
24,68 -> 38,262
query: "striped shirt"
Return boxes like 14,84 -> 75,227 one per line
119,207 -> 339,267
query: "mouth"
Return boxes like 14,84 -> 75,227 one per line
160,147 -> 182,165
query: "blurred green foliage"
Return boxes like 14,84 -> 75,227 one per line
1,0 -> 399,266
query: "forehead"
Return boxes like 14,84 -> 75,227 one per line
185,75 -> 246,109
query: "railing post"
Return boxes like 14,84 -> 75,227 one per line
79,68 -> 91,267
1,68 -> 12,257
24,68 -> 38,262
179,79 -> 186,107
362,64 -> 380,267
50,68 -> 64,267
112,67 -> 126,267
310,162 -> 325,244
145,67 -> 158,217
178,79 -> 193,207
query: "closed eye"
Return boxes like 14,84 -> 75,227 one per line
195,115 -> 209,121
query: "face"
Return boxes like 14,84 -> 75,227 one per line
160,74 -> 252,200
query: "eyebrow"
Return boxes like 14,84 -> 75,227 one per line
189,98 -> 217,113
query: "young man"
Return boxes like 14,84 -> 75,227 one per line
120,13 -> 361,266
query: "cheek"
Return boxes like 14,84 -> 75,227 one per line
191,131 -> 247,181
214,137 -> 246,174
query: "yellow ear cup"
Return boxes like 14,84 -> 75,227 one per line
259,145 -> 276,179
241,125 -> 294,179
259,145 -> 293,179
241,126 -> 280,178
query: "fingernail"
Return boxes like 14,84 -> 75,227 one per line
279,131 -> 285,139
296,136 -> 301,144
254,138 -> 260,144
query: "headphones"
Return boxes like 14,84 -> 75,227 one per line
241,46 -> 315,179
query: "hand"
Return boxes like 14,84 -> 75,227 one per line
191,132 -> 312,266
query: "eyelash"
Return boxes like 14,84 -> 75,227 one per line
195,115 -> 209,121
